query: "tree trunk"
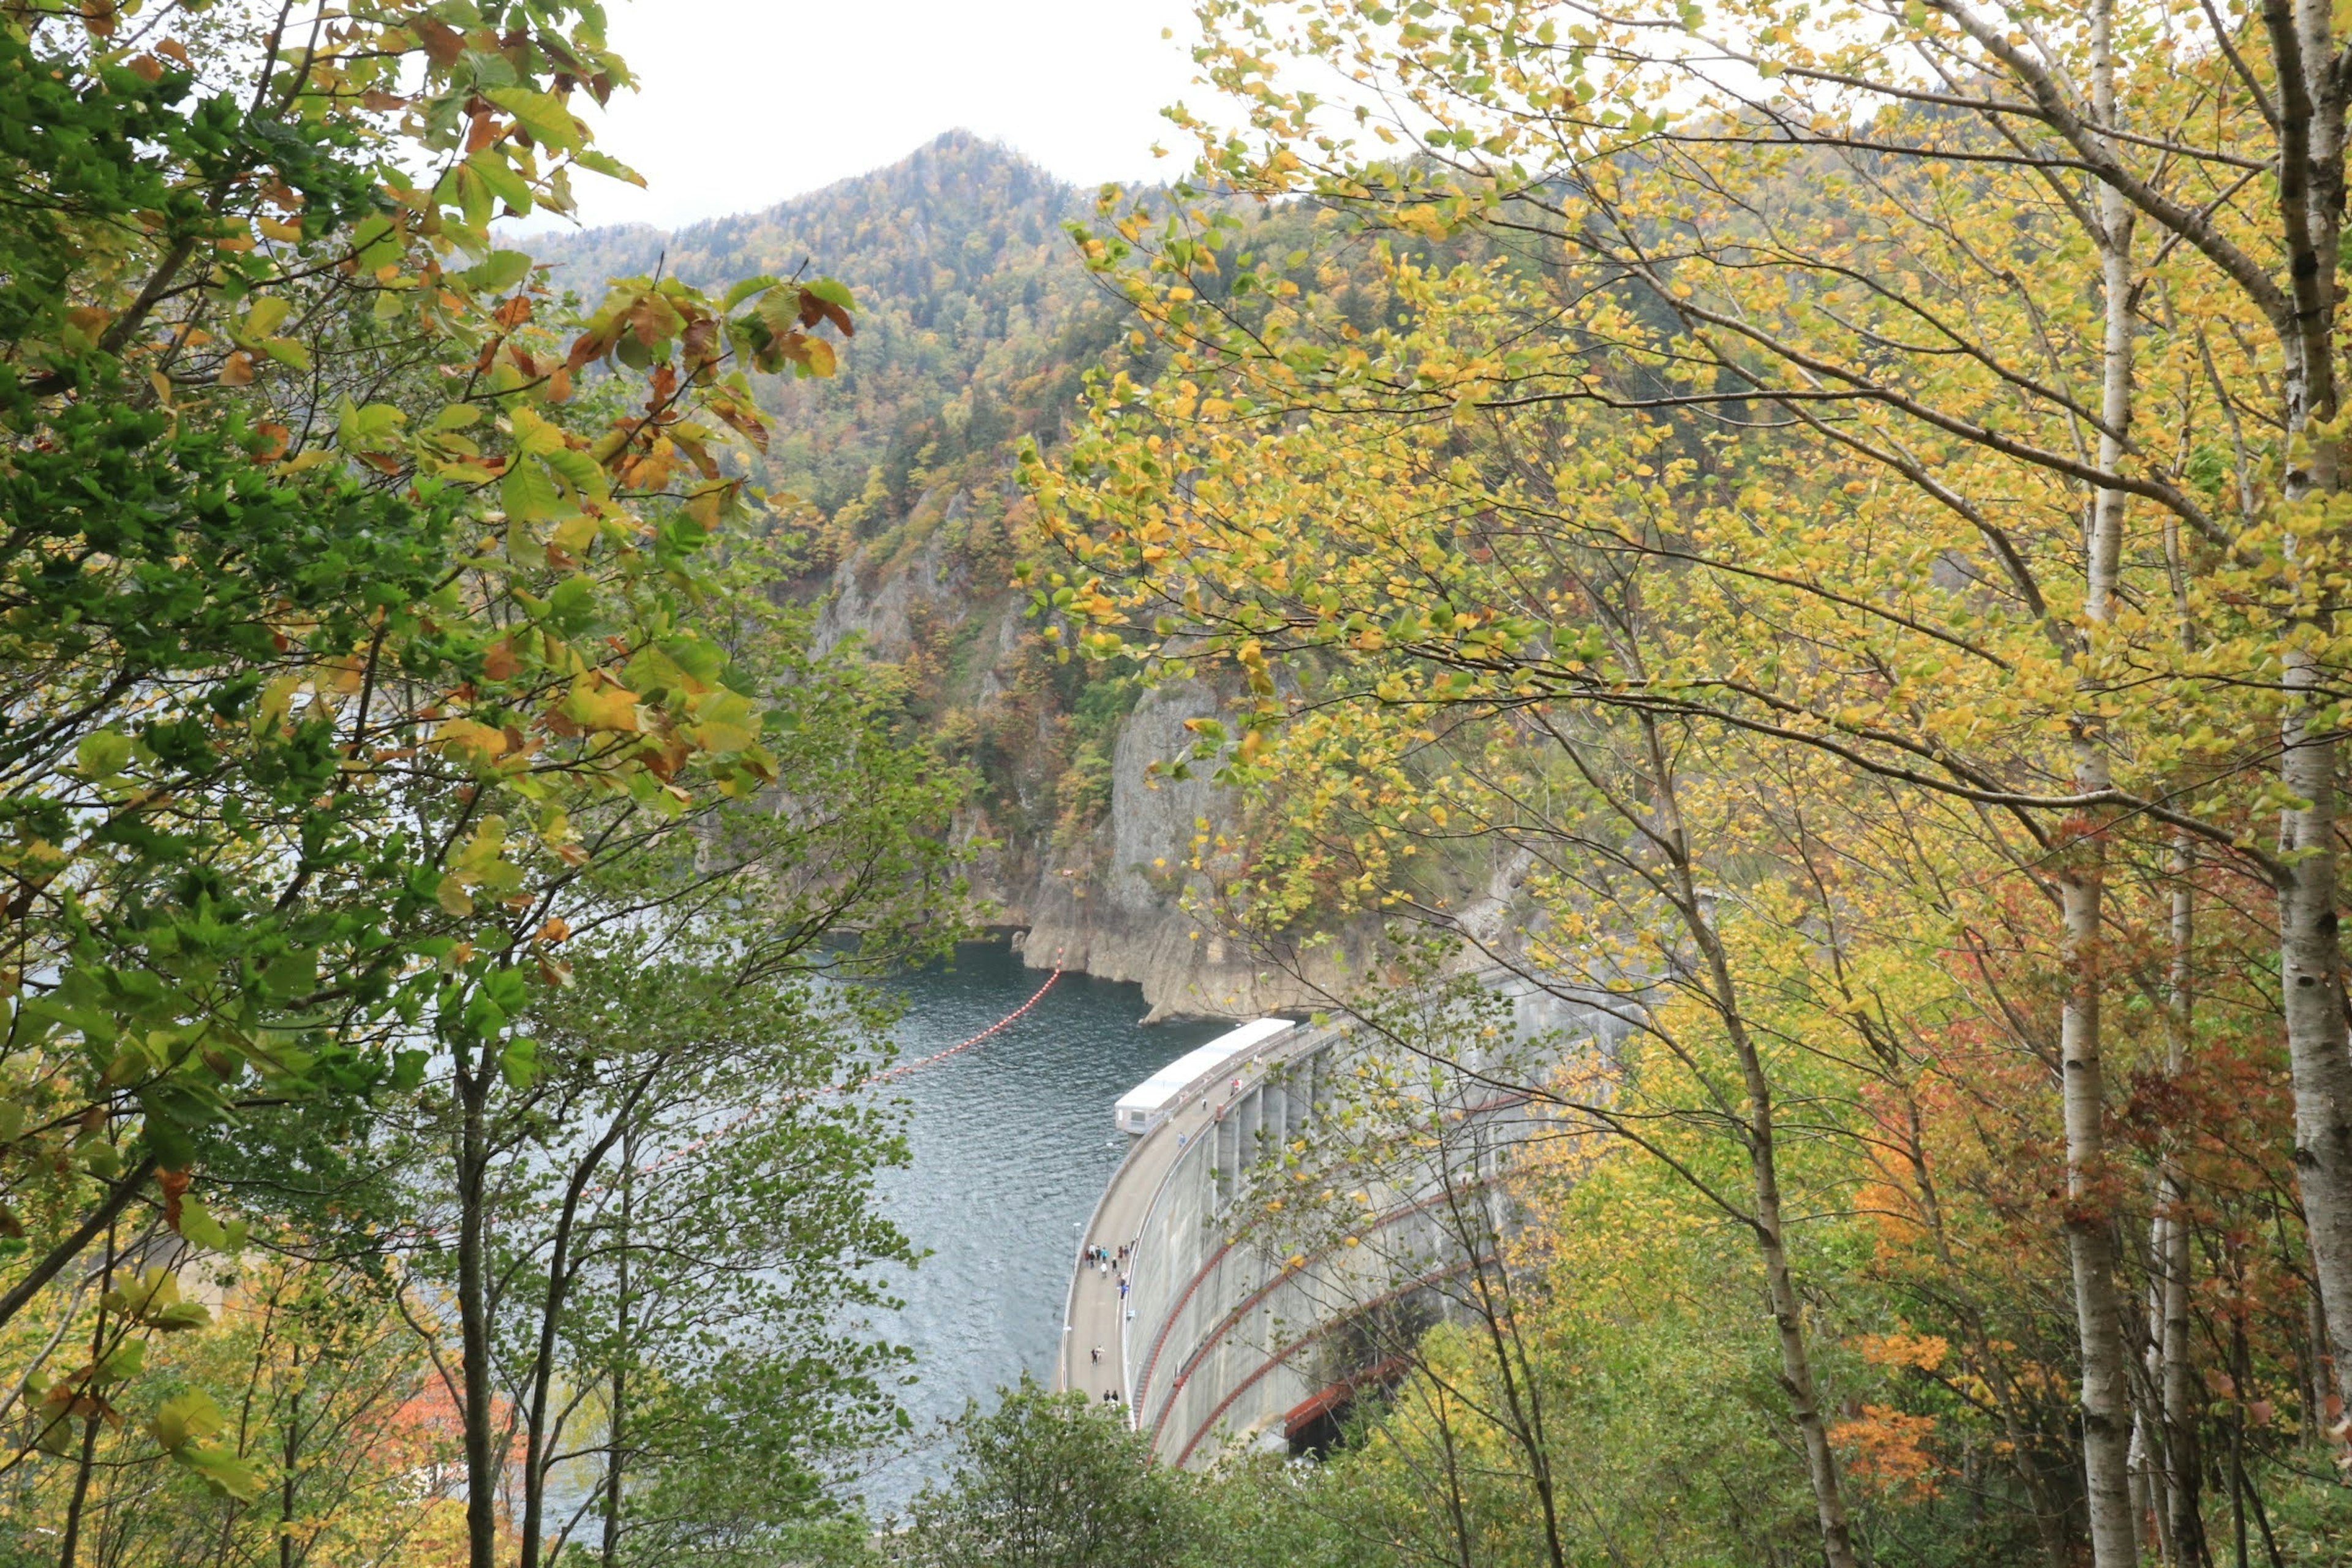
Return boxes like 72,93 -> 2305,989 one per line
458,1072 -> 500,1568
602,1132 -> 635,1568
55,1228 -> 117,1568
0,1156 -> 157,1333
280,1349 -> 303,1568
521,1091 -> 646,1568
1439,1162 -> 1569,1568
2265,0 -> 2352,1439
1731,1003 -> 1862,1568
2278,643 -> 2352,1430
1644,720 -> 1860,1568
55,1399 -> 100,1568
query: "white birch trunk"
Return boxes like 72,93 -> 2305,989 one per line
2273,0 -> 2352,1431
2158,836 -> 2204,1562
2067,14 -> 2141,1558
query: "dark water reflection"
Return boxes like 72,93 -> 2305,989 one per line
850,938 -> 1220,1513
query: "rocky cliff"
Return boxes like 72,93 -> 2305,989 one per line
809,514 -> 1364,1020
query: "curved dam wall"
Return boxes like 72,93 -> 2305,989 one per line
1114,1025 -> 1549,1468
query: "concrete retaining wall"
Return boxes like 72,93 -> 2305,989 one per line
1118,1028 -> 1548,1467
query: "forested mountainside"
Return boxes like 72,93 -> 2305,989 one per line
526,133 -> 1118,518
524,135 -> 1358,1018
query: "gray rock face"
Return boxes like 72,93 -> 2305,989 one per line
812,526 -> 964,664
1009,680 -> 1366,1022
809,524 -> 1373,1022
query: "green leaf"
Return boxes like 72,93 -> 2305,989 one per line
455,816 -> 508,878
95,1339 -> 145,1383
723,274 -> 780,311
484,87 -> 581,152
336,399 -> 407,453
434,873 -> 475,917
151,1390 -> 224,1452
502,459 -> 561,524
541,446 -> 610,504
148,1300 -> 214,1332
689,688 -> 761,753
262,948 -> 315,999
802,277 -> 854,312
260,335 -> 311,371
560,679 -> 641,733
510,406 -> 569,456
440,161 -> 493,231
500,1035 -> 539,1089
175,1196 -> 238,1256
464,149 -> 535,217
177,1443 -> 265,1502
570,148 -> 646,187
460,249 -> 534,295
350,213 -> 402,270
76,729 -> 133,778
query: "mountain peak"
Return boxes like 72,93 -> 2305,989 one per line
519,127 -> 1109,514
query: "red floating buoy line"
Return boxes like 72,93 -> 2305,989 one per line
865,956 -> 1064,1084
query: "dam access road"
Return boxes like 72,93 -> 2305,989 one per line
1058,1059 -> 1262,1407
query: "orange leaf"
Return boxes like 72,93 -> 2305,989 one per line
158,1169 -> 190,1229
411,16 -> 464,64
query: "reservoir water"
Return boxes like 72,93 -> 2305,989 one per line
851,938 -> 1223,1512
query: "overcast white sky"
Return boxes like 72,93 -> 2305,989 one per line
542,0 -> 1210,233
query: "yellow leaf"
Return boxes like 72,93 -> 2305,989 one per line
434,874 -> 475,916
549,513 -> 598,557
432,717 -> 510,764
689,689 -> 760,753
241,296 -> 292,339
561,678 -> 641,733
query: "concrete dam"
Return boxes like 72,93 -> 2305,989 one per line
1058,1014 -> 1552,1465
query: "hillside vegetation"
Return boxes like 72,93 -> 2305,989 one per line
10,3 -> 2352,1568
527,132 -> 1119,527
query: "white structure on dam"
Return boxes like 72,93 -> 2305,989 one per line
1112,1017 -> 1295,1136
1060,1015 -> 1555,1465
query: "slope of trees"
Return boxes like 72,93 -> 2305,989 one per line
1027,0 -> 2352,1561
525,132 -> 1123,526
0,5 -> 965,1566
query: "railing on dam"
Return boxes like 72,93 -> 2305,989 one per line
1110,1022 -> 1549,1468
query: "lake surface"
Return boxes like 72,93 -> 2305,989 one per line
850,939 -> 1222,1513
